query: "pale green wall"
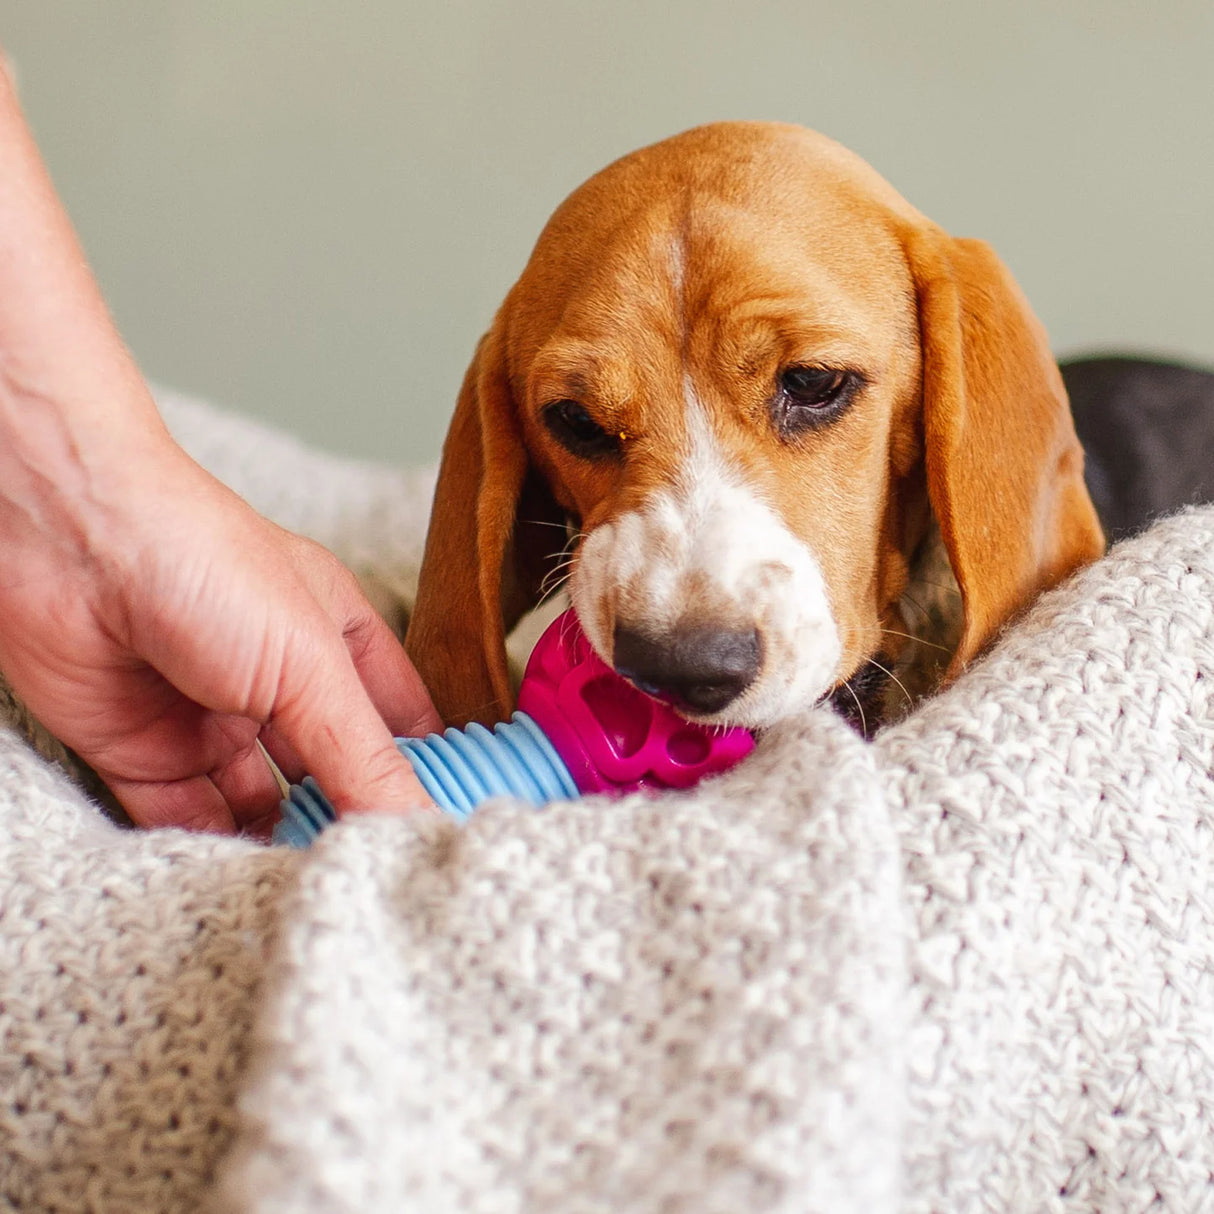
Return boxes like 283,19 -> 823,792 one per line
3,2 -> 1212,465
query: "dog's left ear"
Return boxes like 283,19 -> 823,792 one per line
906,226 -> 1105,673
406,319 -> 566,726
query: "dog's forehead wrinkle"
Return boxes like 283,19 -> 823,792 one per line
668,233 -> 686,316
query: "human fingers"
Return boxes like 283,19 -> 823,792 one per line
81,701 -> 276,832
268,620 -> 434,817
317,563 -> 443,739
108,733 -> 283,837
207,730 -> 288,829
107,771 -> 237,834
345,611 -> 442,738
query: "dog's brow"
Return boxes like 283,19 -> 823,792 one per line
558,370 -> 592,400
529,348 -> 605,406
719,314 -> 877,374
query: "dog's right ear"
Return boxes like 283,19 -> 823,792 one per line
406,321 -> 565,727
903,226 -> 1105,674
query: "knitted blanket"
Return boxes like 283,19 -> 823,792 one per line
0,389 -> 1210,1213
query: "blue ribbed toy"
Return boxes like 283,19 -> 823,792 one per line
272,608 -> 755,848
273,711 -> 578,847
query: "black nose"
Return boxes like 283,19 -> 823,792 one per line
612,623 -> 761,714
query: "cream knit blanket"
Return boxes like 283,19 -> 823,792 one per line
0,390 -> 1210,1213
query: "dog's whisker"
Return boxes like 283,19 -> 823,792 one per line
840,679 -> 868,738
541,549 -> 580,577
906,579 -> 963,600
536,566 -> 573,602
539,556 -> 577,583
458,698 -> 502,724
557,608 -> 581,650
865,655 -> 912,711
538,577 -> 573,602
899,591 -> 932,624
553,534 -> 585,565
538,560 -> 577,602
535,580 -> 571,609
879,626 -> 952,654
520,518 -> 577,532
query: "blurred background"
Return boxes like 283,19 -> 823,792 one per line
3,1 -> 1211,466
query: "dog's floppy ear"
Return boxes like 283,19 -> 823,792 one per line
406,320 -> 565,726
906,227 -> 1104,673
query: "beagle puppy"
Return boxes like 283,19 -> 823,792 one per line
406,122 -> 1105,734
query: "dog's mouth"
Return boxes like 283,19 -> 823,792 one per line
613,669 -> 746,719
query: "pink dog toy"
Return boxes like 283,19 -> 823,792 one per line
518,609 -> 755,792
275,609 -> 754,846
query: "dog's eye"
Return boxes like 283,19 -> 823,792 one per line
774,366 -> 860,436
542,399 -> 622,459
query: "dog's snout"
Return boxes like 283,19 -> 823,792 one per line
612,623 -> 761,714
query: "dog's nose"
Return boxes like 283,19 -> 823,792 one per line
612,623 -> 761,714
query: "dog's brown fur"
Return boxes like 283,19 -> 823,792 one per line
406,122 -> 1104,729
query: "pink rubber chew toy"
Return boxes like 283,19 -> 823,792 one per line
519,609 -> 755,793
274,609 -> 754,845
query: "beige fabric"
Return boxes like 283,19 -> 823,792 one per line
0,390 -> 1210,1212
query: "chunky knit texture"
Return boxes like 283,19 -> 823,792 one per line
0,389 -> 1210,1212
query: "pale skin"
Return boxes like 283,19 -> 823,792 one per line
0,58 -> 439,834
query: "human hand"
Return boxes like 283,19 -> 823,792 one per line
0,55 -> 439,833
0,422 -> 441,834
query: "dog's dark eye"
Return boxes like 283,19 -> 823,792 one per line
774,366 -> 861,437
542,399 -> 621,460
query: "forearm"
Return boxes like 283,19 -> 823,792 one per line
0,54 -> 170,554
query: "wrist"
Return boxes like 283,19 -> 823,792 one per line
0,371 -> 175,566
